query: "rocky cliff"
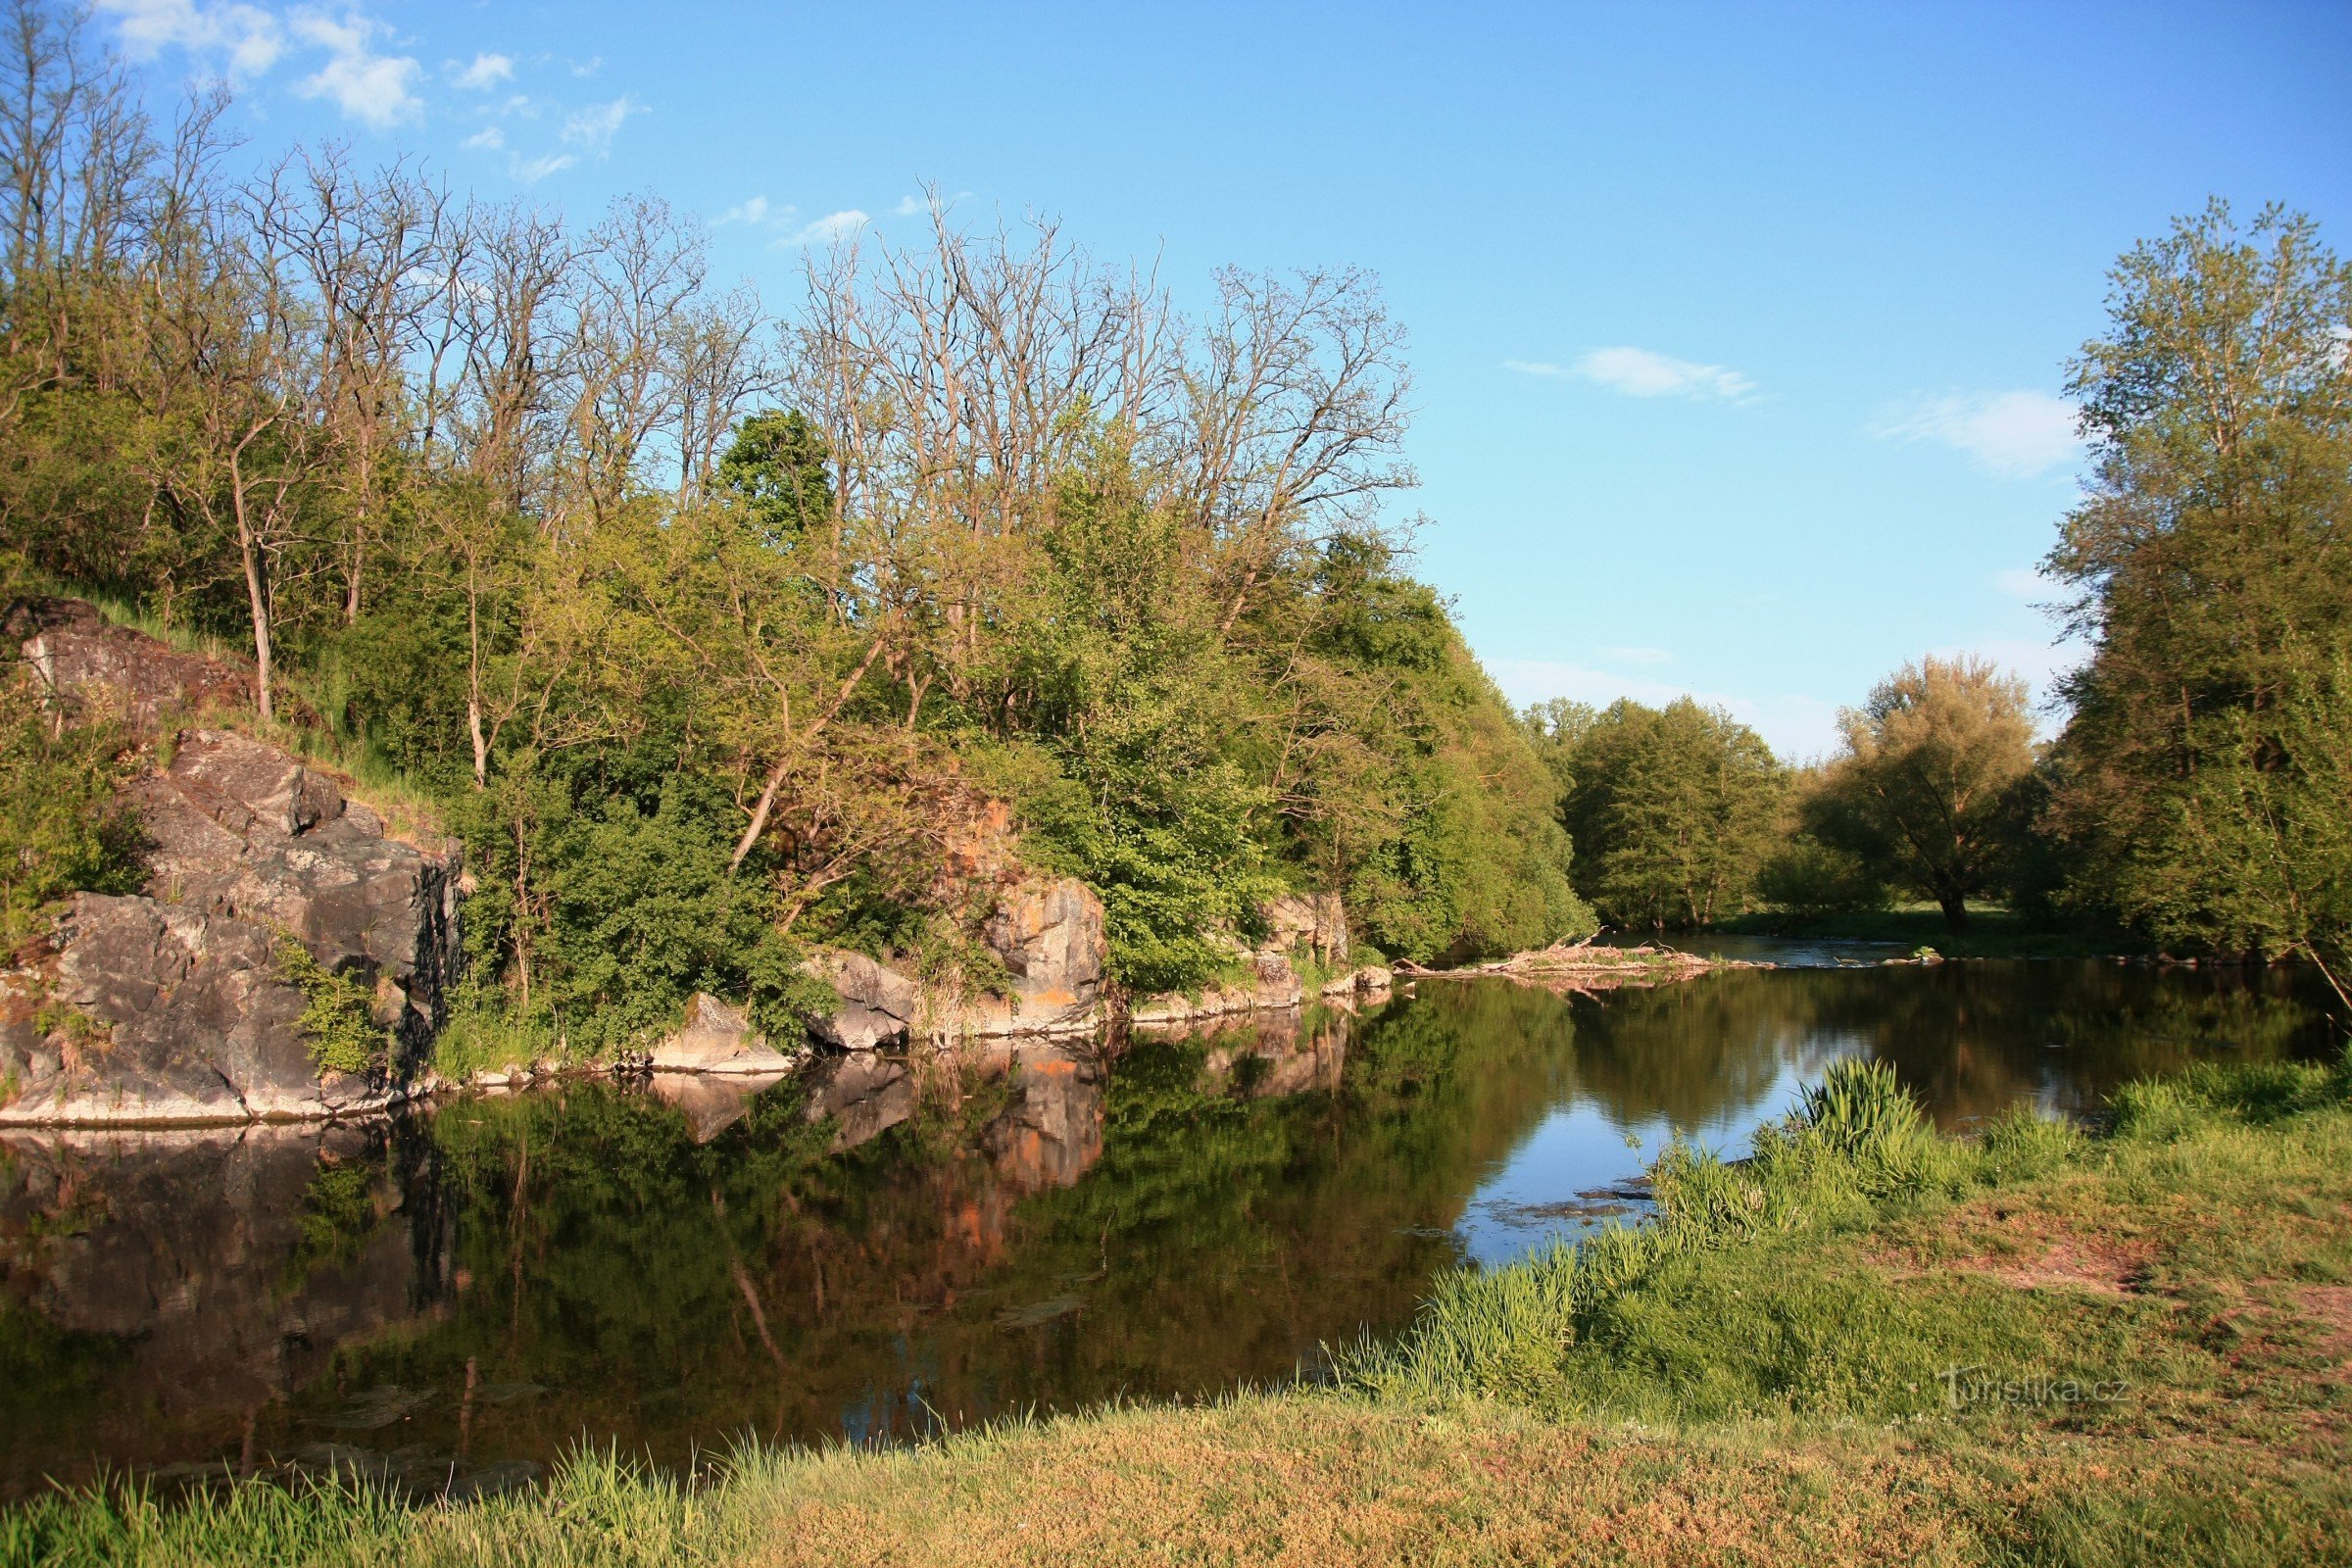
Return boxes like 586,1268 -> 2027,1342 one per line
1,600 -> 462,1125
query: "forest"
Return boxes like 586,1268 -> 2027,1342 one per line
0,3 -> 1586,1058
2,0 -> 2346,1055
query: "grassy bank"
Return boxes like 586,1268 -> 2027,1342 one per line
6,1054 -> 2347,1567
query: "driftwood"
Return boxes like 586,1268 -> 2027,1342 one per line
1394,940 -> 1739,997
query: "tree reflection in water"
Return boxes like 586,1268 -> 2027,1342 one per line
0,956 -> 2333,1494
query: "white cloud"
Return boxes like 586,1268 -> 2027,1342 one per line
893,194 -> 926,217
509,152 -> 575,183
719,195 -> 772,226
291,12 -> 421,128
464,124 -> 505,151
1597,645 -> 1673,665
560,95 -> 638,157
1488,658 -> 1841,762
1569,346 -> 1756,401
451,51 -> 513,90
98,0 -> 283,76
1870,390 -> 2082,479
778,209 -> 869,248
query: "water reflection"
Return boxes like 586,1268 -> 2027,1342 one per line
0,956 -> 2334,1494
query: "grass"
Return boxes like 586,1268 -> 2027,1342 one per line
4,1057 -> 2347,1565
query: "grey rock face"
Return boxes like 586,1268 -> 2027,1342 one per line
802,949 -> 923,1052
3,604 -> 464,1125
982,877 -> 1106,1015
131,731 -> 463,1049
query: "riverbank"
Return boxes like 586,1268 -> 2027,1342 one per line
7,1049 -> 2344,1566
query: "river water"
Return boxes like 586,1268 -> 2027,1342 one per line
0,950 -> 2337,1497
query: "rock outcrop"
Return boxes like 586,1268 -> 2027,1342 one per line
798,875 -> 1109,1049
1260,892 -> 1350,966
1,603 -> 463,1126
956,876 -> 1108,1037
1129,892 -> 1374,1028
646,992 -> 799,1074
8,596 -> 254,731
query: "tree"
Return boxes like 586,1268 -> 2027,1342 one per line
1805,657 -> 2035,932
1554,698 -> 1786,932
2045,201 -> 2352,1001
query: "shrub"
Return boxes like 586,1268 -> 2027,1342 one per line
0,675 -> 142,950
274,938 -> 385,1076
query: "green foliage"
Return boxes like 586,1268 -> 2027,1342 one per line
0,674 -> 142,950
2046,202 -> 2352,995
1754,834 -> 1893,916
274,939 -> 386,1077
718,409 -> 833,547
1802,657 -> 2039,933
537,775 -> 833,1053
1542,696 -> 1786,931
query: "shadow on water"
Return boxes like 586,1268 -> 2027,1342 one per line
1,954 -> 2338,1494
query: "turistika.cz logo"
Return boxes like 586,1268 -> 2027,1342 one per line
1936,1364 -> 2131,1411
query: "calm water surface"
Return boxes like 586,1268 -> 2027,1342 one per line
1,952 -> 2337,1496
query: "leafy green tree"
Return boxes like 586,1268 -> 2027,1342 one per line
1804,657 -> 2036,933
1555,698 -> 1786,931
2045,201 -> 2352,1002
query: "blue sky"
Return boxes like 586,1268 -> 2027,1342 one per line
98,0 -> 2352,758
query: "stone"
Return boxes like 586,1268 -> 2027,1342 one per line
958,876 -> 1108,1037
802,949 -> 922,1052
1259,892 -> 1350,965
3,604 -> 465,1125
646,992 -> 799,1074
6,596 -> 255,735
1,894 -> 413,1125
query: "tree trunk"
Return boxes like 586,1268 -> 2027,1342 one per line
228,458 -> 274,723
1937,892 -> 1971,933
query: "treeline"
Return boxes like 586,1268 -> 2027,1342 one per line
1522,201 -> 2350,1002
0,4 -> 1587,1049
1526,658 -> 2039,934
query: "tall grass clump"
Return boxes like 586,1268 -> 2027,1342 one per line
1335,1055 -> 1967,1406
0,1444 -> 723,1568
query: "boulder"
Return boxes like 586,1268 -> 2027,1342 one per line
802,949 -> 922,1052
646,993 -> 799,1074
1259,892 -> 1350,965
958,876 -> 1107,1037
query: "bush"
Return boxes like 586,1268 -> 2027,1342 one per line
1755,836 -> 1893,917
0,674 -> 143,951
274,938 -> 386,1076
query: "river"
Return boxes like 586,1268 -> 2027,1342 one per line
0,948 -> 2337,1498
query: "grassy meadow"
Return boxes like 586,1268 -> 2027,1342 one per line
4,1052 -> 2347,1567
